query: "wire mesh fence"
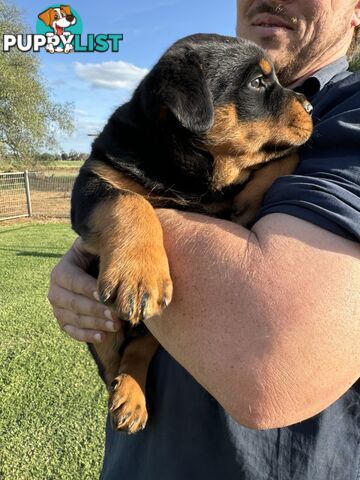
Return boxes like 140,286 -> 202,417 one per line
0,171 -> 77,221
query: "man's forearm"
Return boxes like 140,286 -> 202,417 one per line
145,209 -> 270,428
145,210 -> 360,429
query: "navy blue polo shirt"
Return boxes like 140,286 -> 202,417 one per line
100,57 -> 360,480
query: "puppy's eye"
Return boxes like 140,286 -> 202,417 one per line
249,76 -> 265,90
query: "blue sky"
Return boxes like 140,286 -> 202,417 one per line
14,0 -> 237,153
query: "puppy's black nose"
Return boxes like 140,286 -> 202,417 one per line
304,101 -> 313,115
295,92 -> 313,115
66,14 -> 75,22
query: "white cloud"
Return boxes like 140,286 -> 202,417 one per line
74,60 -> 149,91
74,108 -> 88,116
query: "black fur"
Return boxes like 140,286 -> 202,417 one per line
71,34 -> 300,236
70,34 -> 312,392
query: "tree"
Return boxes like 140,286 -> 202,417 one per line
350,55 -> 360,71
349,27 -> 360,71
0,0 -> 74,162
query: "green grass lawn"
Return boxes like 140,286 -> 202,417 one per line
0,222 -> 107,480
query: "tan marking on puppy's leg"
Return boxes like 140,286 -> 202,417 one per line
87,159 -> 192,210
88,159 -> 148,195
88,194 -> 173,324
90,332 -> 124,387
232,153 -> 300,227
81,189 -> 172,401
109,335 -> 159,433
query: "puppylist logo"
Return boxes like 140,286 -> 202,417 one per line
2,4 -> 123,54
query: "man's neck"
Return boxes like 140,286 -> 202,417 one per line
286,67 -> 322,89
285,49 -> 349,88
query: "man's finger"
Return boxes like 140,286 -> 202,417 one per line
62,324 -> 107,343
50,262 -> 98,299
53,306 -> 121,333
48,285 -> 114,320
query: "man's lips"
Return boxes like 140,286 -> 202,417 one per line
252,14 -> 294,30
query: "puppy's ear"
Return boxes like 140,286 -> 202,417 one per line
144,48 -> 214,134
38,8 -> 52,26
61,5 -> 72,16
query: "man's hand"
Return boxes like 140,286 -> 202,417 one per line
48,237 -> 122,343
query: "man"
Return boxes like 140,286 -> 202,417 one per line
48,1 -> 360,478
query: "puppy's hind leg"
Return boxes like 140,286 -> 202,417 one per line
88,332 -> 124,387
109,335 -> 159,434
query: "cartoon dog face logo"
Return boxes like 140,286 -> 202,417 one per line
38,5 -> 77,53
38,5 -> 76,35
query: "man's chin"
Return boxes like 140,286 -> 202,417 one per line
250,25 -> 295,40
242,27 -> 294,53
260,46 -> 290,66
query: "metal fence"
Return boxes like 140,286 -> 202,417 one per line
0,171 -> 76,221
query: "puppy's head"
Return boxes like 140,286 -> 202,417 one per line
140,34 -> 313,192
38,5 -> 76,34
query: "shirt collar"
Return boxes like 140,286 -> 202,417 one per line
294,56 -> 349,98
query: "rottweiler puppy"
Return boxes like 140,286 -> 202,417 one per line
71,33 -> 313,434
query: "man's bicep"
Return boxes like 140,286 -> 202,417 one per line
246,213 -> 360,427
247,89 -> 360,425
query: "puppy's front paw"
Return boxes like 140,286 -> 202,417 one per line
99,242 -> 173,325
109,374 -> 148,434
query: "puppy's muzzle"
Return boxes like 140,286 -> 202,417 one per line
295,92 -> 313,115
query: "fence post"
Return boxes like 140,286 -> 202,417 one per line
24,170 -> 33,217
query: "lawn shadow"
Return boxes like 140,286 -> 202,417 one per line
0,247 -> 62,258
17,251 -> 63,259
